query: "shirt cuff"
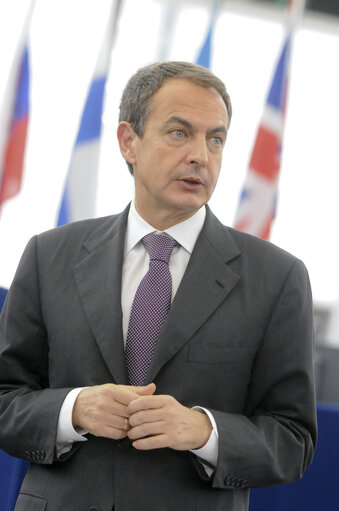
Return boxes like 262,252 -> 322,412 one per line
56,387 -> 88,457
190,407 -> 219,470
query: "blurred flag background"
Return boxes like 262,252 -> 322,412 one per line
0,0 -> 339,344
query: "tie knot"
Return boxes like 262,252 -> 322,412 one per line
142,233 -> 177,264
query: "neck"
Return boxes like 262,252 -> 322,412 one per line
134,201 -> 200,231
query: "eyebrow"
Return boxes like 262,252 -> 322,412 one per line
161,116 -> 227,138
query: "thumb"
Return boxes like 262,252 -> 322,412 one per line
133,382 -> 156,395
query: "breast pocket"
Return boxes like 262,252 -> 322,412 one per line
188,340 -> 253,364
15,493 -> 47,511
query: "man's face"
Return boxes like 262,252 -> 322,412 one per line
119,78 -> 229,229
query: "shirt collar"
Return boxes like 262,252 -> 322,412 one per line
124,201 -> 206,255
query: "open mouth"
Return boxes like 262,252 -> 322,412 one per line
182,178 -> 202,185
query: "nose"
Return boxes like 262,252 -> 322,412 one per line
187,136 -> 208,167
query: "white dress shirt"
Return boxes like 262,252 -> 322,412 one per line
56,203 -> 219,471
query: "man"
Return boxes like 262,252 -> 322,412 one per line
0,62 -> 316,511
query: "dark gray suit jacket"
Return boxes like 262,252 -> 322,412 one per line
0,205 -> 317,511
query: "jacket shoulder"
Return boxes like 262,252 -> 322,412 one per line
38,215 -> 116,244
227,225 -> 298,263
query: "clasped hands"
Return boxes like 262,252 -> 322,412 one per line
72,383 -> 212,451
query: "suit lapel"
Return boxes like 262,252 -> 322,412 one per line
73,206 -> 130,384
146,208 -> 241,383
72,205 -> 241,386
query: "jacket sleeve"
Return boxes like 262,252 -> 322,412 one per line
0,236 -> 73,464
208,259 -> 317,490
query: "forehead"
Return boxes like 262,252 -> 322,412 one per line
147,78 -> 228,128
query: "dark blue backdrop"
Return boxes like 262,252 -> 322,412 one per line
250,402 -> 339,511
0,288 -> 29,511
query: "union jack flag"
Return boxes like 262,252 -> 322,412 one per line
233,0 -> 305,240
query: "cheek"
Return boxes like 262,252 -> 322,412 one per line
214,165 -> 222,182
150,149 -> 183,178
208,160 -> 222,184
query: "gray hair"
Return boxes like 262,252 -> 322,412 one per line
119,61 -> 232,174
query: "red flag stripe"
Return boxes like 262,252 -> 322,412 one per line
249,126 -> 281,182
0,117 -> 28,204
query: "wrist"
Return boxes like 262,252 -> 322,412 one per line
193,409 -> 213,449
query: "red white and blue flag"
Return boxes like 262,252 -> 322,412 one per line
0,3 -> 34,214
57,0 -> 123,226
233,0 -> 305,240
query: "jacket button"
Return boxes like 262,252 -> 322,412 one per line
225,475 -> 244,487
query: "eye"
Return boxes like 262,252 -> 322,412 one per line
171,129 -> 185,138
210,136 -> 223,146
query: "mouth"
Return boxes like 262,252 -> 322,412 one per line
180,177 -> 203,186
177,176 -> 204,192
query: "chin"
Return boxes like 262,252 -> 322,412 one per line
174,203 -> 205,217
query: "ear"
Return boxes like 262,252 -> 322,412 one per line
117,122 -> 137,166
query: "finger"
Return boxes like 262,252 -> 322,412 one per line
116,383 -> 156,395
113,386 -> 144,406
131,434 -> 170,451
128,420 -> 163,441
108,415 -> 130,431
132,383 -> 156,395
95,424 -> 129,441
112,383 -> 155,407
128,408 -> 163,428
127,394 -> 168,415
110,401 -> 130,419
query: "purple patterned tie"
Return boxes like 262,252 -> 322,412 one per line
125,233 -> 177,386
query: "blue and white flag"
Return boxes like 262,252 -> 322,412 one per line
57,1 -> 122,226
195,0 -> 220,68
